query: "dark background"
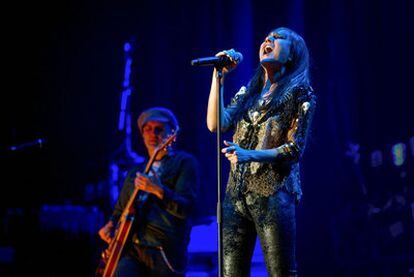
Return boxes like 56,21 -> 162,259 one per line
1,0 -> 413,275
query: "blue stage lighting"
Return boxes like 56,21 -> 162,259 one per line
124,42 -> 132,52
371,150 -> 383,167
391,143 -> 406,166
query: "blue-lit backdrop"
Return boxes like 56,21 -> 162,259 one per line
2,0 -> 413,276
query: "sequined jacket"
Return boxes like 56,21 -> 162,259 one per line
224,86 -> 316,201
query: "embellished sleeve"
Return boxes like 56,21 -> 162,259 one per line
223,86 -> 246,131
275,87 -> 316,164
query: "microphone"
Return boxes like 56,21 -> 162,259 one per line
9,138 -> 45,151
191,51 -> 243,67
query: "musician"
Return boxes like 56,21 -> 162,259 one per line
98,107 -> 199,276
206,27 -> 316,276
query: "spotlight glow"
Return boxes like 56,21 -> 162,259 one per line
391,143 -> 406,166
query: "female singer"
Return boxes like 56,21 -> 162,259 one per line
206,27 -> 316,276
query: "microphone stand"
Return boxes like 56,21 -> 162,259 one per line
215,68 -> 224,277
9,138 -> 45,151
192,57 -> 234,277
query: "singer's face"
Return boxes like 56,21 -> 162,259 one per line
141,121 -> 171,150
259,30 -> 292,66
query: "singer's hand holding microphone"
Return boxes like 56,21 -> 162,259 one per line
215,49 -> 242,74
191,48 -> 243,75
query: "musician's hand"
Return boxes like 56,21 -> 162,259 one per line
221,140 -> 251,164
215,49 -> 241,75
98,221 -> 114,244
135,173 -> 164,199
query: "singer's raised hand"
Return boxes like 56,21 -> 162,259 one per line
207,49 -> 243,132
215,48 -> 241,75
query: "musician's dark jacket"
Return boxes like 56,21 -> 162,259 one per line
110,150 -> 199,270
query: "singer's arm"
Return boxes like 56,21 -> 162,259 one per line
207,68 -> 231,132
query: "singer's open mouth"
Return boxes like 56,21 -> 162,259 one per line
263,45 -> 273,55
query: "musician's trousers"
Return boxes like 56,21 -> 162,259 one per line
115,247 -> 184,277
223,188 -> 298,277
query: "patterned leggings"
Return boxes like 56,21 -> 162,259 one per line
223,189 -> 298,277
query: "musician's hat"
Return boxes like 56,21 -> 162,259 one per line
137,107 -> 179,133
